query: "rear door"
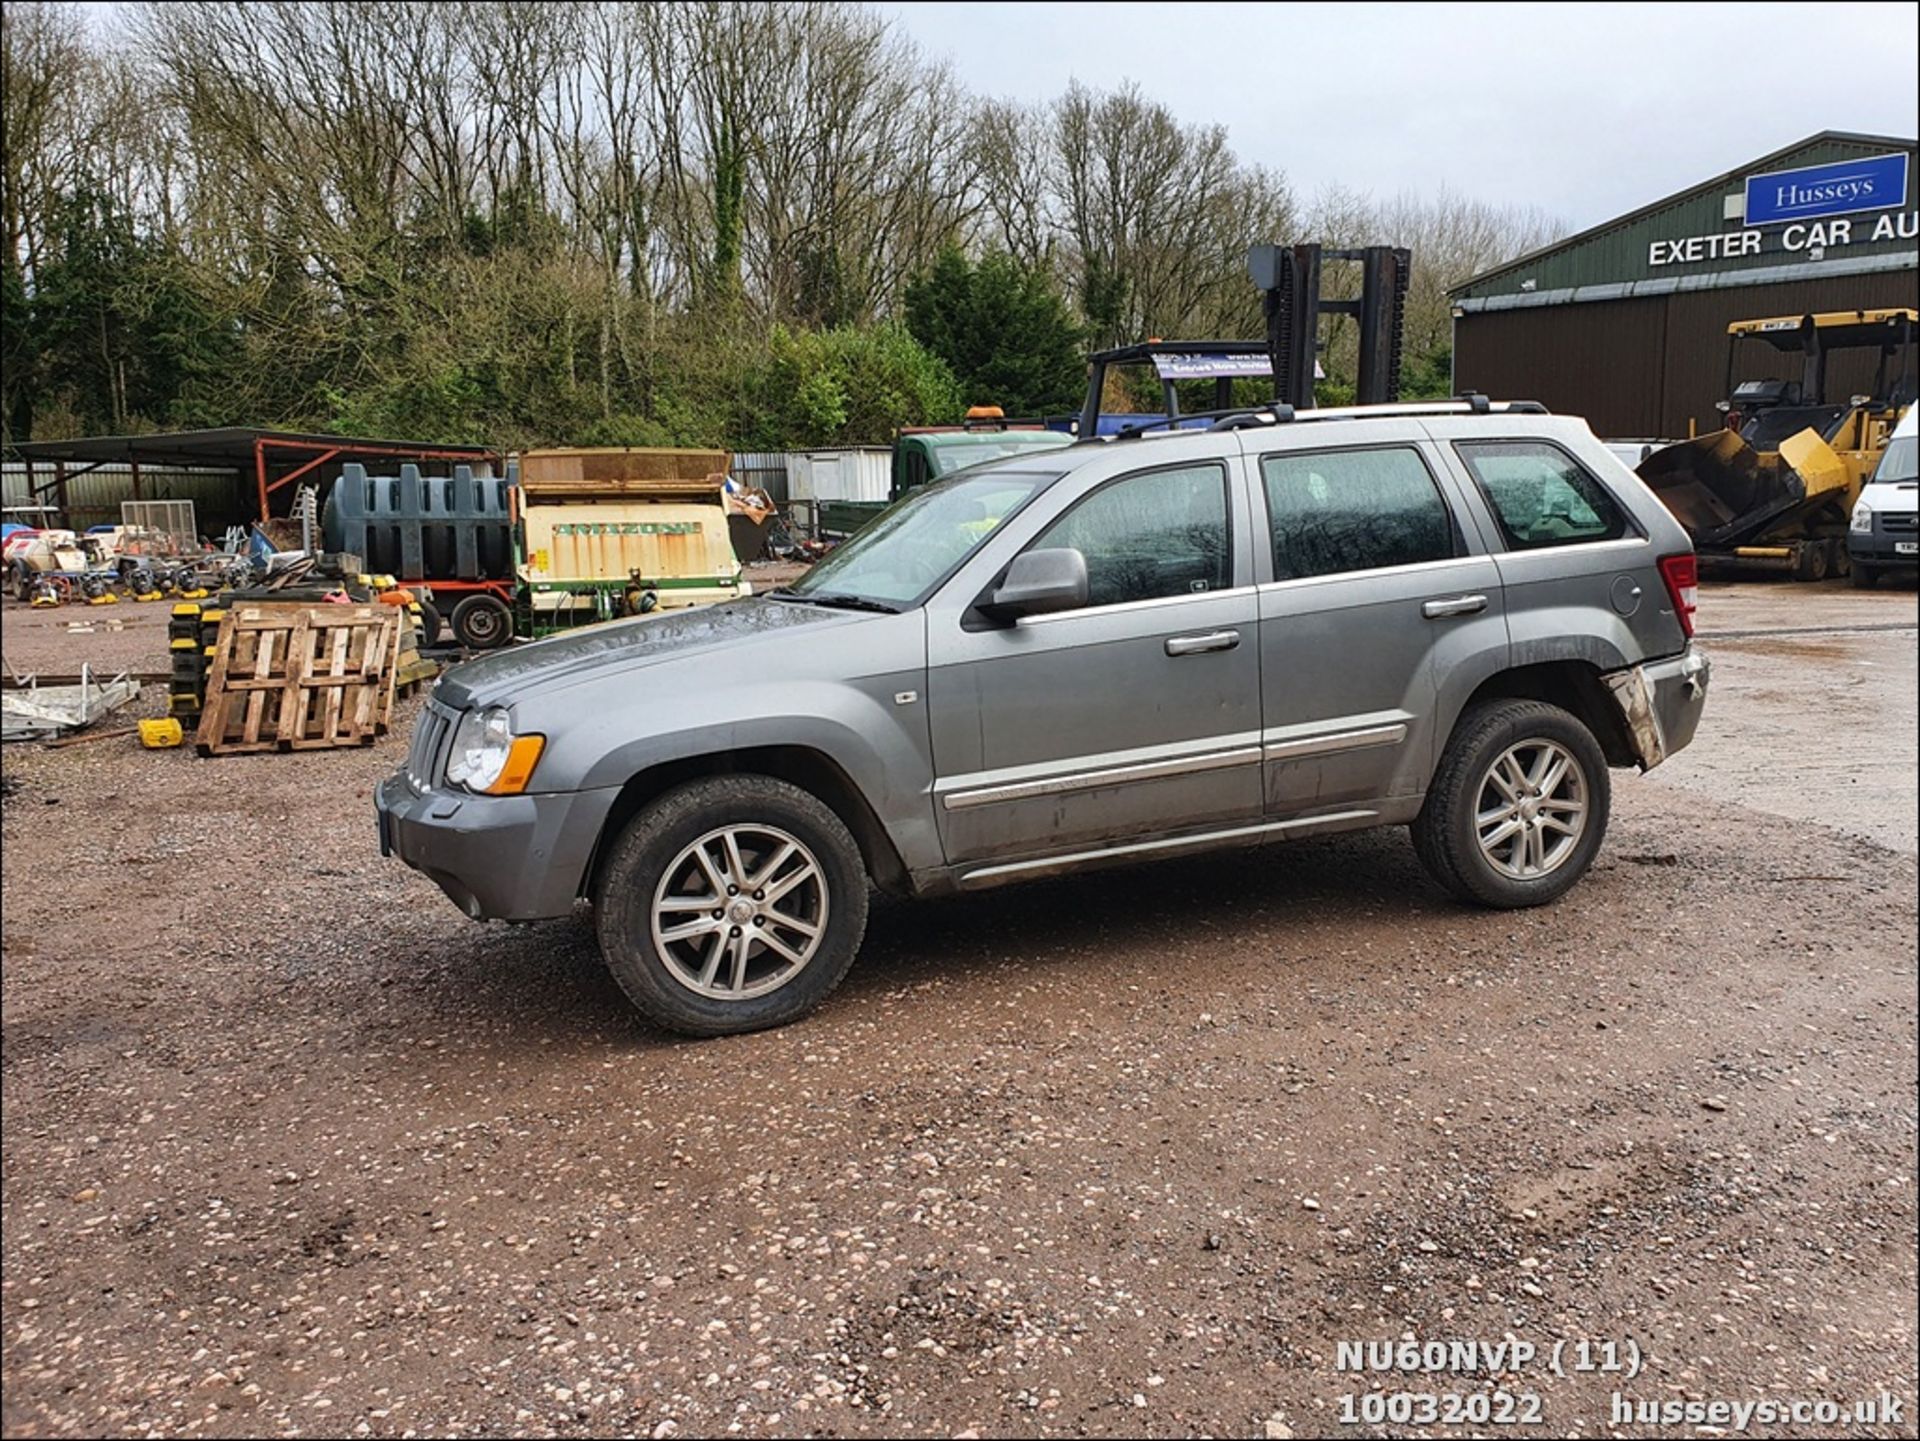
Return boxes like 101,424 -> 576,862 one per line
1435,426 -> 1684,665
1250,425 -> 1508,816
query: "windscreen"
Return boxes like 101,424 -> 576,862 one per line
788,468 -> 1059,606
1870,435 -> 1917,484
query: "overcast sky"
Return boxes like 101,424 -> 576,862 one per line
877,0 -> 1920,230
78,1 -> 1920,233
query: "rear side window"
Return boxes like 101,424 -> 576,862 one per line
1456,441 -> 1632,550
1031,463 -> 1230,607
1260,446 -> 1458,581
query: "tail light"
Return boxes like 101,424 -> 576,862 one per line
1658,553 -> 1698,638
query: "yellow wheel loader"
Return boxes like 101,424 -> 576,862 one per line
1636,309 -> 1916,580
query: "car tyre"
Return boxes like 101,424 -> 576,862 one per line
416,599 -> 444,648
593,775 -> 870,1036
1850,561 -> 1879,590
1412,698 -> 1611,909
450,592 -> 512,649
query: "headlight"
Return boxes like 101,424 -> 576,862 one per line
1850,504 -> 1873,533
444,706 -> 545,795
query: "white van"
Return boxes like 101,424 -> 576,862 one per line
1851,407 -> 1918,587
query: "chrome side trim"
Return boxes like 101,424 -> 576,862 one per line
1254,554 -> 1490,595
942,745 -> 1263,811
1262,722 -> 1407,762
1479,535 -> 1651,562
1016,583 -> 1258,625
957,809 -> 1378,886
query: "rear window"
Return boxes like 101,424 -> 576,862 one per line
1455,441 -> 1633,550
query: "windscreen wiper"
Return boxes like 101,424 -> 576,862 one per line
765,589 -> 902,614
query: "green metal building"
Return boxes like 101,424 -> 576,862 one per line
1451,132 -> 1919,439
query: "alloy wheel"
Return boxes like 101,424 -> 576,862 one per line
1474,738 -> 1589,880
650,824 -> 829,1000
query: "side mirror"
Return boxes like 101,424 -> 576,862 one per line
979,547 -> 1089,622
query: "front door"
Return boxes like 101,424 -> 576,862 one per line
1252,439 -> 1507,815
927,460 -> 1263,869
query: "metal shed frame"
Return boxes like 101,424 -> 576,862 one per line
8,428 -> 501,528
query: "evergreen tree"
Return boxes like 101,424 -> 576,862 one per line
905,248 -> 1086,417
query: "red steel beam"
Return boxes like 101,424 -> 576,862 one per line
251,437 -> 502,519
265,446 -> 343,496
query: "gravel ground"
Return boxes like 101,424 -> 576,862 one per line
1649,578 -> 1919,855
1,601 -> 174,678
3,581 -> 1915,1439
0,561 -> 810,680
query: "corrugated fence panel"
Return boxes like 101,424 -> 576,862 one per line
730,451 -> 789,504
785,449 -> 891,503
1,464 -> 245,537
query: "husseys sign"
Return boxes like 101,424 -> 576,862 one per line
1744,153 -> 1908,225
1648,152 -> 1916,269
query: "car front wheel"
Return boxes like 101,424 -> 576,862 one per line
1412,699 -> 1611,909
593,775 -> 870,1036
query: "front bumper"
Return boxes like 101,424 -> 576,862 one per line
1604,645 -> 1710,772
375,771 -> 619,921
1848,519 -> 1919,566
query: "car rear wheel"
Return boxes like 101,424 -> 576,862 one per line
593,775 -> 869,1036
1412,699 -> 1611,909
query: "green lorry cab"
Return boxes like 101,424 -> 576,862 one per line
816,412 -> 1073,538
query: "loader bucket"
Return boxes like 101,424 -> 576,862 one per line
1636,427 -> 1816,549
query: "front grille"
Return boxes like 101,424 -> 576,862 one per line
406,700 -> 457,791
1880,513 -> 1917,534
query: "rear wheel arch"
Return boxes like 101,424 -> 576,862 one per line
585,745 -> 910,901
1457,660 -> 1639,769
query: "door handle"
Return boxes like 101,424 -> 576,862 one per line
1165,629 -> 1240,657
1421,594 -> 1488,619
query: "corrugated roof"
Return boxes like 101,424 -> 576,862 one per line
10,427 -> 497,469
1450,130 -> 1919,297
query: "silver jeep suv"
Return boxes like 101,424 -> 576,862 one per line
378,402 -> 1710,1035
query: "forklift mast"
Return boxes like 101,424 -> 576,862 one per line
1075,243 -> 1413,437
1249,243 -> 1412,408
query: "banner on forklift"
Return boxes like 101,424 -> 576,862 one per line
1150,353 -> 1323,380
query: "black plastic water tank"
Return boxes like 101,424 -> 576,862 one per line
321,463 -> 513,581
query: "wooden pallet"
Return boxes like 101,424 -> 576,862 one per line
195,604 -> 402,755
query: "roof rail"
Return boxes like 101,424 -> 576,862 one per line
1196,398 -> 1556,431
1096,408 -> 1251,441
1209,404 -> 1296,431
1089,397 -> 1553,442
